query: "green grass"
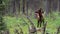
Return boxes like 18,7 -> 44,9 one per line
3,12 -> 60,34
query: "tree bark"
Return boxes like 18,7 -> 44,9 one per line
15,0 -> 20,15
13,0 -> 16,16
59,0 -> 60,12
26,0 -> 28,16
46,0 -> 51,16
23,0 -> 25,14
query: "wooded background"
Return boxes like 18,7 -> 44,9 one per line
1,0 -> 60,16
0,0 -> 60,34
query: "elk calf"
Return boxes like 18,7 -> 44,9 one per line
35,8 -> 44,27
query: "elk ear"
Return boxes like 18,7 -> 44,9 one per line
35,11 -> 38,13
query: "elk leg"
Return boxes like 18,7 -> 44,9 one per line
40,22 -> 41,27
37,20 -> 39,27
43,19 -> 44,26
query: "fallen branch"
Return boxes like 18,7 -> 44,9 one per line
24,15 -> 37,34
42,22 -> 47,34
56,26 -> 60,34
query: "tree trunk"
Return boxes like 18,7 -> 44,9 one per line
59,0 -> 60,12
18,0 -> 20,14
13,0 -> 16,16
23,0 -> 25,14
15,0 -> 20,15
52,0 -> 58,11
26,0 -> 28,16
46,0 -> 51,16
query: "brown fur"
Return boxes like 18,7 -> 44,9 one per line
35,8 -> 44,27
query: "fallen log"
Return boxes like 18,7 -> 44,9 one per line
42,22 -> 47,34
56,26 -> 60,34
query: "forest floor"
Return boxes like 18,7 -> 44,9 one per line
3,12 -> 60,34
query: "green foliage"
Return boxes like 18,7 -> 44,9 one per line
0,17 -> 6,31
3,13 -> 60,34
0,0 -> 2,3
0,0 -> 6,31
0,4 -> 5,11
